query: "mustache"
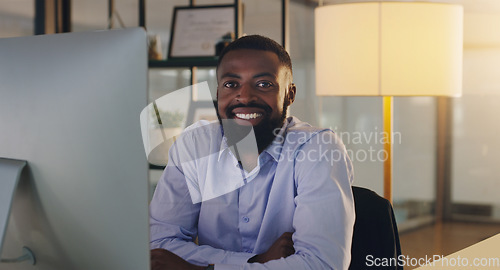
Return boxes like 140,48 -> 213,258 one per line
225,102 -> 272,116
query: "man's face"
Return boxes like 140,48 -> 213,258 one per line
216,49 -> 295,141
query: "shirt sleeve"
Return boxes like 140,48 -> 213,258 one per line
149,138 -> 255,266
213,130 -> 356,270
150,129 -> 355,270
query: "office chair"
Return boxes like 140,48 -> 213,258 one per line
349,186 -> 403,270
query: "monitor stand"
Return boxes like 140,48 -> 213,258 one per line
0,158 -> 36,265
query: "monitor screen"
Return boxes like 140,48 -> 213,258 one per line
0,28 -> 150,270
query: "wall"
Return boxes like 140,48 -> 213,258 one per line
451,10 -> 500,218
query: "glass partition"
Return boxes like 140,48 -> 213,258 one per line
451,49 -> 500,222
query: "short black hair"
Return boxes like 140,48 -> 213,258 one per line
216,35 -> 293,77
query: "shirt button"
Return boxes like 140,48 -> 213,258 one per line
242,216 -> 250,223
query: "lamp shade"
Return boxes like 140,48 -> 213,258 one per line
315,2 -> 463,97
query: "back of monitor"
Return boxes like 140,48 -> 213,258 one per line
0,28 -> 150,270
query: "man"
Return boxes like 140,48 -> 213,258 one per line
149,35 -> 355,270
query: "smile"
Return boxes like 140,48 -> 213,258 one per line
235,113 -> 263,120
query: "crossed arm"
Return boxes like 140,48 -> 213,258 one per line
149,131 -> 355,270
151,232 -> 295,270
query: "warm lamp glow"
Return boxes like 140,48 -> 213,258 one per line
315,2 -> 464,202
315,2 -> 463,97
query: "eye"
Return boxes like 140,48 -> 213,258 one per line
256,81 -> 274,89
223,81 -> 239,88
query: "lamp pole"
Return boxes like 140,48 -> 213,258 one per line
383,96 -> 393,203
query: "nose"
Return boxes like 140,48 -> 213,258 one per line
235,83 -> 257,103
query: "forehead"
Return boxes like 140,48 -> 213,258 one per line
217,49 -> 284,77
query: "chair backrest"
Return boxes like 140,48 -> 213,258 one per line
349,186 -> 403,270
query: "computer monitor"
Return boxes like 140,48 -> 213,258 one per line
0,28 -> 150,270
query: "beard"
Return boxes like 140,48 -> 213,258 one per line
215,101 -> 288,154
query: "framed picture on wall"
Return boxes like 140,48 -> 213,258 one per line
168,5 -> 235,58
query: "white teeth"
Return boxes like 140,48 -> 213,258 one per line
235,113 -> 262,120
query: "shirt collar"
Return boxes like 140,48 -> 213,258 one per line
218,135 -> 229,161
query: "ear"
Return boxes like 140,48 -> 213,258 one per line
285,83 -> 296,106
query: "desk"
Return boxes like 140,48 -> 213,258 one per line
416,233 -> 500,270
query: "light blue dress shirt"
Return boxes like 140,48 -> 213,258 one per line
150,116 -> 355,270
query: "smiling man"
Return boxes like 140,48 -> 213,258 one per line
216,47 -> 293,155
149,35 -> 355,270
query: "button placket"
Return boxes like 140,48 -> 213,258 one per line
239,183 -> 255,253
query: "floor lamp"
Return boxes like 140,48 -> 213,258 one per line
315,2 -> 463,203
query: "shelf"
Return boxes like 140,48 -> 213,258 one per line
149,57 -> 219,68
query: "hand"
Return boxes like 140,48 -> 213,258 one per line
150,248 -> 206,270
248,232 -> 295,264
